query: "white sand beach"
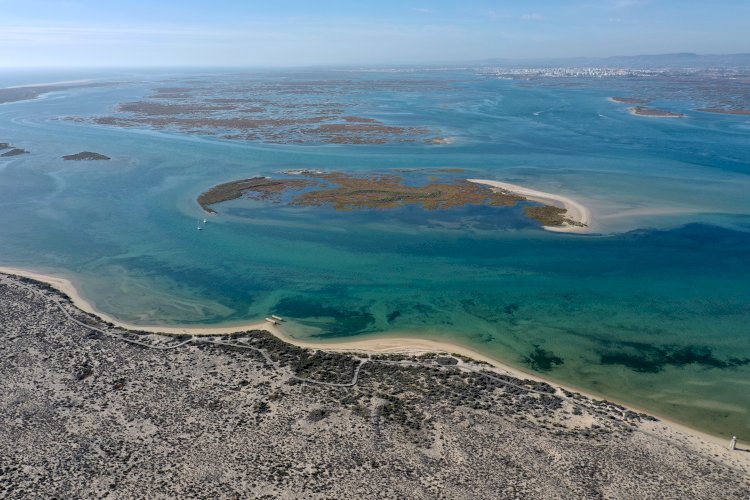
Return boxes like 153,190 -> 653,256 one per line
0,266 -> 524,373
467,179 -> 592,233
0,266 -> 273,335
2,264 -> 749,470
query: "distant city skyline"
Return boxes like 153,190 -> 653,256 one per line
1,0 -> 749,67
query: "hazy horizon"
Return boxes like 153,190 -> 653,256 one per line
2,0 -> 749,68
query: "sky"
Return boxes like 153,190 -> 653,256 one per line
1,0 -> 748,67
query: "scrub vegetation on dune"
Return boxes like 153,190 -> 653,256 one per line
1,273 -> 748,498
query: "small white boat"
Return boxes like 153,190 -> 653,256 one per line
203,219 -> 208,224
265,317 -> 278,325
271,315 -> 284,322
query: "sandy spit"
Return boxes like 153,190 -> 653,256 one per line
467,178 -> 592,233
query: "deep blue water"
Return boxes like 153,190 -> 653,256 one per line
1,69 -> 749,438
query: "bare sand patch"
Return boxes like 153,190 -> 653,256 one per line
467,179 -> 592,233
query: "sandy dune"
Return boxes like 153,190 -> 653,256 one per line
3,264 -> 749,459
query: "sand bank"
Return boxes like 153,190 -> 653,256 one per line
2,264 -> 748,461
628,106 -> 685,118
467,179 -> 592,233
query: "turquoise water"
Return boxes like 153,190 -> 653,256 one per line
1,69 -> 749,438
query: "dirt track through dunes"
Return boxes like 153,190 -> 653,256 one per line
1,272 -> 748,498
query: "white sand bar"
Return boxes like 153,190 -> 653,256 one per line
468,179 -> 592,233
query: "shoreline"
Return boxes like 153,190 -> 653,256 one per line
0,266 -> 274,335
2,264 -> 748,460
627,106 -> 685,118
5,269 -> 748,495
467,179 -> 592,233
0,266 -> 524,373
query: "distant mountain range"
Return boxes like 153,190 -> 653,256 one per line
475,53 -> 750,69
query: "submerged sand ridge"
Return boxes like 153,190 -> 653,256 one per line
0,81 -> 111,104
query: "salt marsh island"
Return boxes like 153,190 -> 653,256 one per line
198,172 -> 589,231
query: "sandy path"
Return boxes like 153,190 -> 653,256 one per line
467,178 -> 592,233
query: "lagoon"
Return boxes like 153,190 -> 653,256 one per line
1,68 -> 749,438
